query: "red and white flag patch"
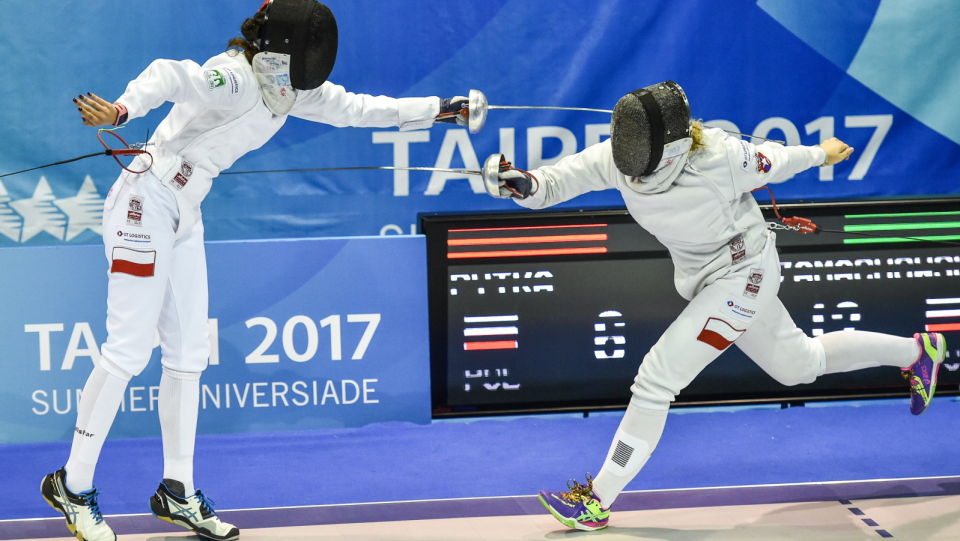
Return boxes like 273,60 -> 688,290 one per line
697,317 -> 745,351
111,247 -> 156,277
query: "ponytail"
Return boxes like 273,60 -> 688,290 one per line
226,10 -> 267,64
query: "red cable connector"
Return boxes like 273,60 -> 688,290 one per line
752,186 -> 819,234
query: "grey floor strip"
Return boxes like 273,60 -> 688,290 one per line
5,475 -> 959,540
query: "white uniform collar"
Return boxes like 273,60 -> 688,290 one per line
252,52 -> 298,116
623,137 -> 692,194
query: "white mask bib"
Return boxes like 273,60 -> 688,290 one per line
252,52 -> 298,116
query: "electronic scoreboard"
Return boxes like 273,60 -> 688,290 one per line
422,198 -> 960,416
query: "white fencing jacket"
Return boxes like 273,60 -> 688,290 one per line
516,128 -> 827,300
113,51 -> 439,237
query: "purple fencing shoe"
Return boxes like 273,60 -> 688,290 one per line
538,474 -> 610,531
902,333 -> 946,415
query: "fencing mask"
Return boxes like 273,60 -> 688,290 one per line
258,0 -> 338,91
610,81 -> 691,178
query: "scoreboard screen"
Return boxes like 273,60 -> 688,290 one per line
421,198 -> 960,416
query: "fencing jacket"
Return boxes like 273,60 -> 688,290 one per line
516,128 -> 827,300
114,51 -> 439,237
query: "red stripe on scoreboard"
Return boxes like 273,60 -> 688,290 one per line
925,323 -> 960,332
464,340 -> 518,351
448,234 -> 608,246
449,247 -> 607,259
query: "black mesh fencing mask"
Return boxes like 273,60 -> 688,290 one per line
260,0 -> 338,90
610,81 -> 691,177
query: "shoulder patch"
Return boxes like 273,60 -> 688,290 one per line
204,69 -> 225,90
205,68 -> 240,94
755,151 -> 772,174
222,67 -> 240,95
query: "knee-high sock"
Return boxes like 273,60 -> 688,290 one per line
818,331 -> 920,373
64,361 -> 130,494
159,367 -> 201,495
592,396 -> 668,507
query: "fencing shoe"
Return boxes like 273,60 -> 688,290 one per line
538,473 -> 610,531
150,480 -> 239,541
41,468 -> 116,541
903,332 -> 946,415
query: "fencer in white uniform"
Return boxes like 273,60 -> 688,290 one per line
42,2 -> 470,540
489,81 -> 947,531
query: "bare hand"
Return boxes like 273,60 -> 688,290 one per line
74,92 -> 118,127
819,137 -> 854,166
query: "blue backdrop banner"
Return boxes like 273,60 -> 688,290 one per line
0,0 -> 958,248
0,236 -> 431,444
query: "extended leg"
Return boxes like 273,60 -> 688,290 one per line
149,220 -> 237,541
737,300 -> 946,415
818,330 -> 918,373
64,360 -> 132,494
44,171 -> 179,541
591,397 -> 667,506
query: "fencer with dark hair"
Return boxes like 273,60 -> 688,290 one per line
493,81 -> 947,531
42,2 -> 468,540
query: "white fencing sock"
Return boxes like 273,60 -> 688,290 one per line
64,361 -> 130,494
159,367 -> 201,496
591,397 -> 668,507
818,331 -> 920,373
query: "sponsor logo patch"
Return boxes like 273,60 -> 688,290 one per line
743,267 -> 764,299
170,173 -> 189,190
697,317 -> 745,351
222,67 -> 240,95
126,195 -> 143,227
276,73 -> 290,86
204,69 -> 226,90
729,234 -> 746,264
739,140 -> 750,170
114,226 -> 153,245
756,151 -> 772,174
724,298 -> 758,322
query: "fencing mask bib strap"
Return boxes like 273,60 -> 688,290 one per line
259,0 -> 338,91
253,52 -> 298,115
610,81 -> 691,178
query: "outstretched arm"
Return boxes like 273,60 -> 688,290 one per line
288,82 -> 440,130
727,135 -> 854,193
514,139 -> 620,210
73,59 -> 247,128
116,59 -> 246,122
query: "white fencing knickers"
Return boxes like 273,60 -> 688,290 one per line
630,235 -> 824,409
100,169 -> 210,377
593,234 -> 826,505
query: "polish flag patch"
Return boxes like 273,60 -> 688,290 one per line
697,317 -> 745,351
111,247 -> 156,277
